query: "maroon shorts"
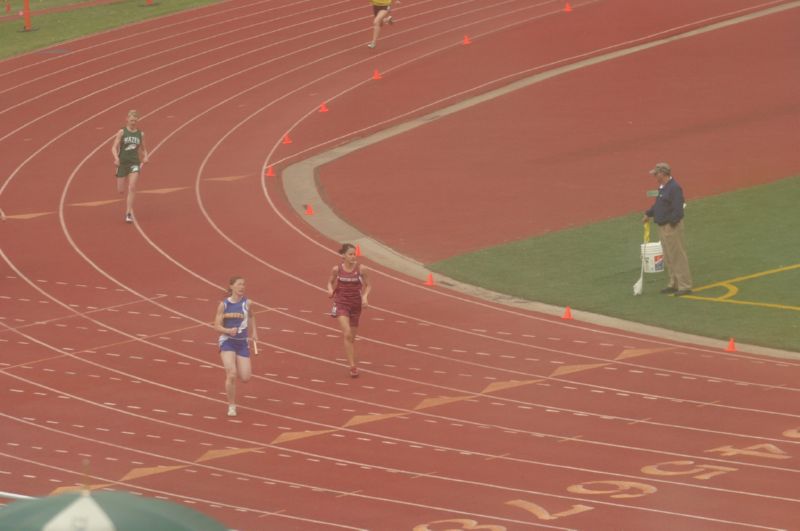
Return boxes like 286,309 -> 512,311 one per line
331,301 -> 362,327
373,5 -> 389,16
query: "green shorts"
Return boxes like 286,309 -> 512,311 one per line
116,162 -> 141,177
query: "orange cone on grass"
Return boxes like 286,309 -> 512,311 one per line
725,338 -> 736,352
561,306 -> 573,320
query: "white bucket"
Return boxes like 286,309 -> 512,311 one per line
641,241 -> 664,273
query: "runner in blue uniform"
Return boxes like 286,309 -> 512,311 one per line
214,276 -> 258,417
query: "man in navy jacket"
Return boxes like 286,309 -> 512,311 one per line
643,162 -> 693,296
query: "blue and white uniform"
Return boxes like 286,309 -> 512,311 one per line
218,296 -> 251,357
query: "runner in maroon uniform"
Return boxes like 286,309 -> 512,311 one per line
327,243 -> 372,377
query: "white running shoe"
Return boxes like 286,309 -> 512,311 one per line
227,405 -> 237,417
367,42 -> 376,49
125,212 -> 134,224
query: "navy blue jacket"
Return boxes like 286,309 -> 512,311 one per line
646,177 -> 685,226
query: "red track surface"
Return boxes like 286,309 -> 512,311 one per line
1,1 -> 798,530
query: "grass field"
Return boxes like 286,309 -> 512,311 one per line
431,175 -> 800,353
0,0 -> 219,60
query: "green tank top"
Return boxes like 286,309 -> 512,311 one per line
118,127 -> 142,164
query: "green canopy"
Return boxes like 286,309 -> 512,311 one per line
0,490 -> 228,531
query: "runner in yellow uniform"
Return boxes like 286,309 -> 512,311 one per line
368,0 -> 395,49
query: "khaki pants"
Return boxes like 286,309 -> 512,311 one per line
658,220 -> 692,290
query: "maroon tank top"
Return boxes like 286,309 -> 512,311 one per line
333,263 -> 362,305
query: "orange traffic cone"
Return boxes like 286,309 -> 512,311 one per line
725,338 -> 736,352
561,306 -> 573,320
282,133 -> 293,145
265,165 -> 275,177
372,69 -> 382,80
355,244 -> 362,256
424,273 -> 434,286
564,2 -> 572,12
319,102 -> 329,113
462,35 -> 471,45
304,204 -> 314,215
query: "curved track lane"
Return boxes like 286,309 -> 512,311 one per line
1,0 -> 798,529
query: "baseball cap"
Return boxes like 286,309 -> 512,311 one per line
649,162 -> 671,176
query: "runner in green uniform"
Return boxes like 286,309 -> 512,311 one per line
111,110 -> 149,223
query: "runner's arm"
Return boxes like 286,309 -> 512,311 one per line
111,129 -> 123,165
213,301 -> 236,335
361,266 -> 371,306
139,131 -> 149,165
326,266 -> 338,297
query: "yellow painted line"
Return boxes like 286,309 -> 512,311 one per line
4,211 -> 54,220
51,483 -> 112,495
682,295 -> 800,312
414,395 -> 474,410
119,465 -> 186,482
70,198 -> 123,207
139,186 -> 189,195
271,429 -> 335,445
693,263 -> 800,292
206,175 -> 250,182
614,348 -> 671,361
343,412 -> 405,427
549,363 -> 609,378
481,379 -> 542,394
195,447 -> 262,463
718,282 -> 739,300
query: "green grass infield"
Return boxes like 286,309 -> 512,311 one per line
0,0 -> 219,60
431,175 -> 800,353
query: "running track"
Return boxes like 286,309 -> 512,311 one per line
0,1 -> 798,530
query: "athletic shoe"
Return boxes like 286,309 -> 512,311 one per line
125,212 -> 134,224
227,405 -> 237,417
349,366 -> 359,378
674,289 -> 693,297
660,287 -> 677,294
367,42 -> 376,49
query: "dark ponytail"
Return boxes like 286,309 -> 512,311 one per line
338,243 -> 355,255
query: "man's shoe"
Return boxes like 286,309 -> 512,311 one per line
674,289 -> 693,297
660,287 -> 678,294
